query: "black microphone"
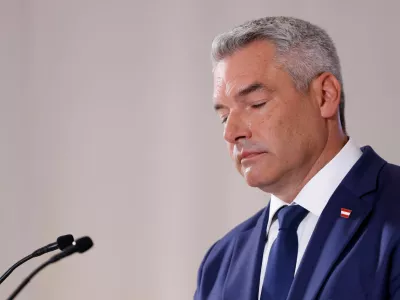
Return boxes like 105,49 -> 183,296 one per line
7,236 -> 93,300
0,234 -> 74,285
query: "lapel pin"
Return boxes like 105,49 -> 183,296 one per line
340,208 -> 352,219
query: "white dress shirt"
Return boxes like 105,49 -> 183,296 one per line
258,138 -> 363,299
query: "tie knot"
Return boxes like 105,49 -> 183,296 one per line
277,205 -> 308,231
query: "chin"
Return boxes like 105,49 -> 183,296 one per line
245,179 -> 262,188
241,164 -> 279,190
243,170 -> 270,188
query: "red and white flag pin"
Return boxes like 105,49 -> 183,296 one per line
340,208 -> 352,219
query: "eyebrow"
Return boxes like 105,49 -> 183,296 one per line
213,82 -> 269,111
236,82 -> 266,98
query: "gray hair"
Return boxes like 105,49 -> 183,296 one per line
211,16 -> 346,133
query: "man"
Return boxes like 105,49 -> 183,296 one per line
194,16 -> 400,300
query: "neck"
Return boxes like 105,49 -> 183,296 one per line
269,131 -> 348,203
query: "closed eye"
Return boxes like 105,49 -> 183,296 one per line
251,102 -> 266,109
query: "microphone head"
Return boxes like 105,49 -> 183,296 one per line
57,234 -> 74,250
75,237 -> 93,253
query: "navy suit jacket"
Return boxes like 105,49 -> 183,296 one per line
194,146 -> 400,300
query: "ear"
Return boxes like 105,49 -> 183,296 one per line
310,72 -> 341,119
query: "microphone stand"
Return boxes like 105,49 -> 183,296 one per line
7,260 -> 52,300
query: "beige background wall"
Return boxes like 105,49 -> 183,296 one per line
1,0 -> 399,299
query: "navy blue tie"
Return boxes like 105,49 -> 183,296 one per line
261,205 -> 309,300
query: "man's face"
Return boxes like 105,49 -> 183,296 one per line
213,40 -> 326,193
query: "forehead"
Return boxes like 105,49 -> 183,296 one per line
213,40 -> 277,98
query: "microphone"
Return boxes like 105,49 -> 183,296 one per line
7,236 -> 93,300
48,236 -> 93,263
0,234 -> 74,285
32,234 -> 74,256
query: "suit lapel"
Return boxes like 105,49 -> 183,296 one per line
223,204 -> 270,300
288,185 -> 372,300
288,146 -> 386,300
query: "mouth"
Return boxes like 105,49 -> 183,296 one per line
239,152 -> 267,163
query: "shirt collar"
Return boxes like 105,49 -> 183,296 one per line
267,137 -> 362,230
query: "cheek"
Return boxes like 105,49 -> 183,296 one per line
252,105 -> 302,155
250,110 -> 281,144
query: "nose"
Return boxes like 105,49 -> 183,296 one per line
223,111 -> 252,143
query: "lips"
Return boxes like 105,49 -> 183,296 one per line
239,151 -> 266,162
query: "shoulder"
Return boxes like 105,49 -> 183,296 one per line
378,163 -> 400,296
195,206 -> 267,298
371,162 -> 400,233
381,162 -> 400,182
208,206 -> 267,254
377,162 -> 400,204
196,207 -> 266,272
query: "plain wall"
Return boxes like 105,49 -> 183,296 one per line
1,0 -> 400,299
